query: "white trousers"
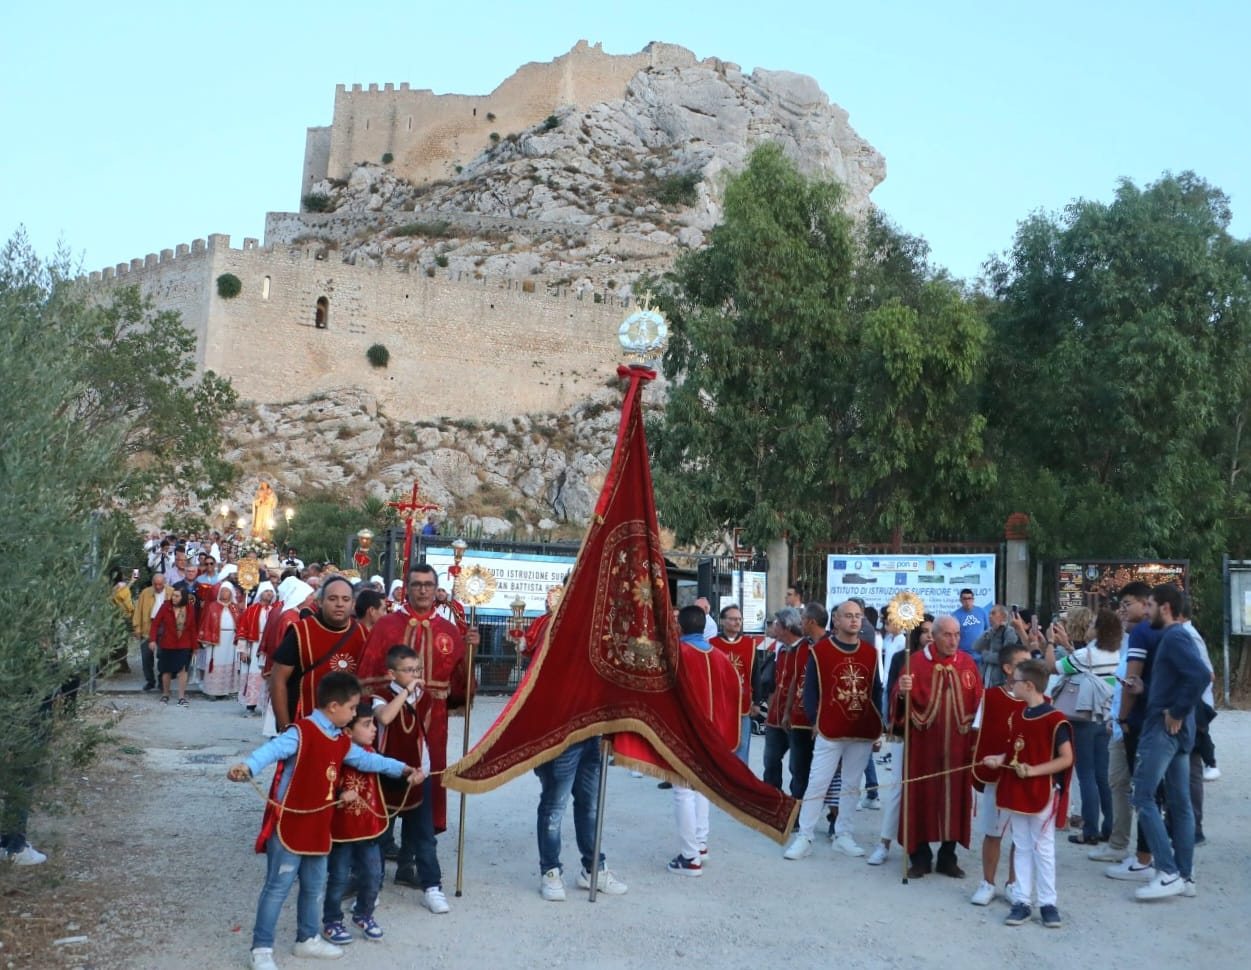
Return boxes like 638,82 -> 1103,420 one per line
673,784 -> 710,861
797,737 -> 873,841
879,740 -> 903,843
1009,804 -> 1058,907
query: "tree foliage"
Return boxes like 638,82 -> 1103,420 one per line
650,146 -> 992,548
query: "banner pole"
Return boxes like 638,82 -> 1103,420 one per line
454,604 -> 477,897
587,737 -> 612,902
901,649 -> 913,885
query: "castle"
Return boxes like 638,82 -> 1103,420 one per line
80,42 -> 883,423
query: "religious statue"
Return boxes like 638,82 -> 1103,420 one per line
251,481 -> 277,540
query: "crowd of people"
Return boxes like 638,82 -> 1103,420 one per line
94,543 -> 1225,966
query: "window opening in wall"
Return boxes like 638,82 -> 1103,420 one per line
407,116 -> 412,130
315,296 -> 329,329
365,119 -> 369,130
473,108 -> 477,117
262,276 -> 271,300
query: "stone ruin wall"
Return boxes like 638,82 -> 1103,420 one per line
304,40 -> 700,196
80,235 -> 628,423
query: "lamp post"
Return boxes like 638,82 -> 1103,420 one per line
509,595 -> 527,686
219,502 -> 231,534
283,507 -> 294,548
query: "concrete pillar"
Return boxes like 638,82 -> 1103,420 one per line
767,535 -> 790,615
1005,539 -> 1030,609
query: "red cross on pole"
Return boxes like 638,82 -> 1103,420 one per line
387,482 -> 442,583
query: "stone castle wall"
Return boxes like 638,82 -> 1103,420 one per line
305,41 -> 700,195
81,235 -> 628,422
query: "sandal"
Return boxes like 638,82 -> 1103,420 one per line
160,695 -> 170,704
177,697 -> 189,707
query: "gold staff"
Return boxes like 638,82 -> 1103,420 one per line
885,591 -> 926,885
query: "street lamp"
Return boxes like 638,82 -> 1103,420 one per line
283,507 -> 295,547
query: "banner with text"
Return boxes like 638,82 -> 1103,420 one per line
730,570 -> 769,633
825,554 -> 997,619
424,547 -> 577,617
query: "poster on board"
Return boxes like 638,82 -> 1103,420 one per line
825,554 -> 996,619
730,570 -> 768,633
1054,560 -> 1188,613
423,547 -> 576,617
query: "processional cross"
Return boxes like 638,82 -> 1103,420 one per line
387,481 -> 442,582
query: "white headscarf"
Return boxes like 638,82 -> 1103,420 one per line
279,577 -> 314,611
389,579 -> 404,601
219,563 -> 238,581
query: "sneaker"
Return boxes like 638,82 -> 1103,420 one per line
970,880 -> 996,906
858,794 -> 881,810
866,844 -> 889,866
6,844 -> 47,866
142,682 -> 156,691
1202,765 -> 1221,782
1088,845 -> 1127,863
420,886 -> 450,914
250,948 -> 279,970
1106,858 -> 1156,882
667,854 -> 703,877
698,844 -> 709,860
1004,881 -> 1019,901
393,866 -> 420,888
1004,902 -> 1032,926
833,834 -> 866,858
657,781 -> 673,790
1182,878 -> 1197,898
352,915 -> 384,940
1040,904 -> 1063,928
540,867 -> 566,901
629,770 -> 643,778
1135,872 -> 1186,900
783,834 -> 813,860
321,922 -> 353,945
577,867 -> 628,895
292,936 -> 343,959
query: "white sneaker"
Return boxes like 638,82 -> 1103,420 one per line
5,844 -> 47,866
783,834 -> 813,860
1182,878 -> 1197,897
1135,871 -> 1186,901
421,886 -> 450,914
1106,858 -> 1156,882
1004,881 -> 1019,901
857,794 -> 881,810
1202,765 -> 1221,782
540,867 -> 566,901
1087,845 -> 1127,863
833,834 -> 865,857
577,867 -> 628,895
250,948 -> 279,970
866,844 -> 889,866
292,936 -> 343,959
970,880 -> 996,906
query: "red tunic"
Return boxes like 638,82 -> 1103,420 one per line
709,635 -> 759,716
237,602 -> 271,643
765,644 -> 794,729
358,606 -> 473,832
261,606 -> 299,675
372,687 -> 426,813
521,612 -> 553,660
995,708 -> 1073,819
293,617 -> 368,720
972,685 -> 1027,789
150,602 -> 198,651
811,637 -> 883,741
331,749 -> 388,843
255,719 -> 352,855
785,638 -> 815,730
679,641 -> 742,752
890,645 -> 983,851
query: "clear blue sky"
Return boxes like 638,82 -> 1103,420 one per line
3,0 -> 1246,283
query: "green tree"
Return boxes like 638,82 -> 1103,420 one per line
285,492 -> 398,565
650,147 -> 993,548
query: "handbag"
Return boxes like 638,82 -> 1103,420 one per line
1051,676 -> 1089,721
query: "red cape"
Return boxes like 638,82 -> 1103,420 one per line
441,366 -> 797,843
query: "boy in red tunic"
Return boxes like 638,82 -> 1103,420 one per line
969,641 -> 1031,906
371,645 -> 442,912
981,659 -> 1074,929
321,701 -> 423,946
227,672 -> 419,970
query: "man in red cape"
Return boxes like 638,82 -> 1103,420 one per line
442,365 -> 797,844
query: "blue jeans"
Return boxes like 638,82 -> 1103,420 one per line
1073,719 -> 1112,839
1131,721 -> 1194,879
762,726 -> 789,790
863,756 -> 879,802
397,777 -> 441,889
323,838 -> 382,924
252,836 -> 328,950
735,715 -> 752,765
535,737 -> 604,874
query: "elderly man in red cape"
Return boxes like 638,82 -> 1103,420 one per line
892,613 -> 984,878
357,563 -> 477,835
440,365 -> 797,856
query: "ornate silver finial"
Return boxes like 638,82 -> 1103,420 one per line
617,292 -> 669,365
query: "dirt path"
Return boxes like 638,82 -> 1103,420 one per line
3,668 -> 1249,970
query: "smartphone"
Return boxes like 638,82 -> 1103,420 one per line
132,568 -> 140,580
1010,605 -> 1020,616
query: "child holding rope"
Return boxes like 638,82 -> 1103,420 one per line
227,671 -> 420,970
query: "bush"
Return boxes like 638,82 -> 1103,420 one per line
216,273 -> 242,299
435,254 -> 449,268
486,112 -> 496,122
393,220 -> 453,238
381,152 -> 394,164
656,171 -> 701,207
302,192 -> 334,213
489,132 -> 500,144
541,114 -> 559,132
366,343 -> 390,368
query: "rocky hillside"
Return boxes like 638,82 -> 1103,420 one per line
278,55 -> 884,302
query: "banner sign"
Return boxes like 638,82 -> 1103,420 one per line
730,570 -> 769,633
825,554 -> 996,617
1055,560 -> 1188,613
424,547 -> 577,617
